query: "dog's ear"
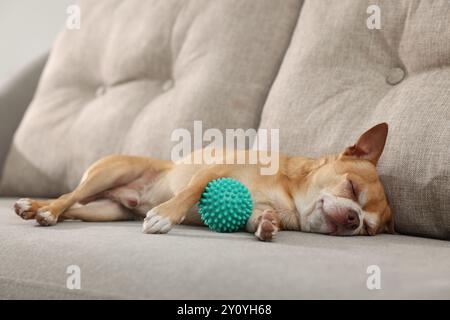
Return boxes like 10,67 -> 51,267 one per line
342,123 -> 388,166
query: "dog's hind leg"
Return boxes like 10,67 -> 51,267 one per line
60,199 -> 136,222
14,198 -> 52,220
29,155 -> 172,226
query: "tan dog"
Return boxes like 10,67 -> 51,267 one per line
14,123 -> 394,241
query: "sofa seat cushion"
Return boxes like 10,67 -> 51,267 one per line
0,0 -> 301,196
259,0 -> 450,239
1,198 -> 449,299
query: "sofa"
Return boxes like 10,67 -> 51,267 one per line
0,0 -> 449,299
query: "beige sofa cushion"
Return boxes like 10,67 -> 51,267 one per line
259,0 -> 450,239
0,198 -> 449,299
0,0 -> 301,196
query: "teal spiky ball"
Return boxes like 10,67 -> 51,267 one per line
198,178 -> 253,233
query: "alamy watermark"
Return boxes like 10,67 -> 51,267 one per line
66,264 -> 81,290
66,4 -> 81,30
171,121 -> 279,175
366,5 -> 381,30
366,265 -> 381,290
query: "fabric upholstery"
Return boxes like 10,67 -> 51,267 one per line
0,0 -> 301,197
258,0 -> 450,239
0,53 -> 48,180
0,198 -> 449,299
1,0 -> 449,241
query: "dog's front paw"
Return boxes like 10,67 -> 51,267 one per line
255,210 -> 279,241
35,209 -> 58,226
142,209 -> 173,234
14,198 -> 36,220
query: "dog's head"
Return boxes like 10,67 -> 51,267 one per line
289,123 -> 393,236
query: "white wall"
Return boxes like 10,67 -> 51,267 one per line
0,0 -> 73,84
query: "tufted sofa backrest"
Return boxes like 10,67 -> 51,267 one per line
0,0 -> 301,196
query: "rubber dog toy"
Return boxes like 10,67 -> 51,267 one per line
198,177 -> 253,232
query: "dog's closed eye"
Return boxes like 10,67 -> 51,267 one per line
349,180 -> 357,200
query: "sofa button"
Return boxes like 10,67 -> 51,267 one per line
95,85 -> 106,96
162,79 -> 174,91
386,67 -> 405,85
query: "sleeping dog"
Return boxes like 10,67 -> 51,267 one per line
14,123 -> 394,241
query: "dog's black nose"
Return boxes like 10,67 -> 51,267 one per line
346,210 -> 360,230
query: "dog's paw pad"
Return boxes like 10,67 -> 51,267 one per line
14,198 -> 35,220
36,210 -> 57,226
142,210 -> 172,234
255,213 -> 279,241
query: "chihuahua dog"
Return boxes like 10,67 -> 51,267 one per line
14,123 -> 393,241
